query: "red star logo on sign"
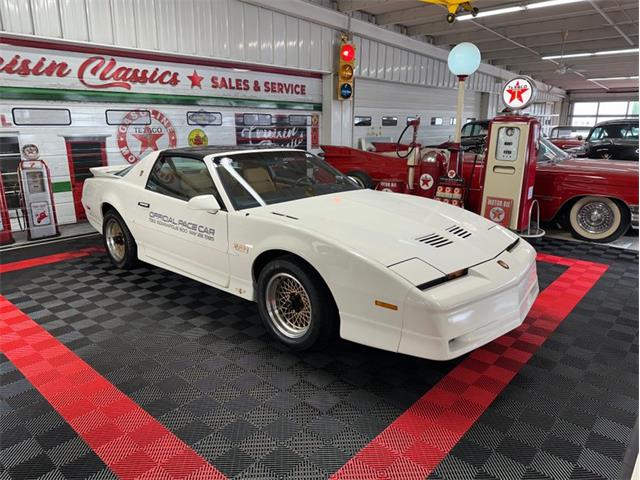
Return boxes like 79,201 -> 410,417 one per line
132,127 -> 164,155
187,70 -> 204,88
490,206 -> 506,223
506,81 -> 529,104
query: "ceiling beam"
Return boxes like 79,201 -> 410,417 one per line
475,27 -> 638,53
499,56 -> 639,71
409,4 -> 635,38
432,17 -> 638,49
375,5 -> 443,26
336,0 -> 385,13
587,0 -> 636,46
483,39 -> 637,61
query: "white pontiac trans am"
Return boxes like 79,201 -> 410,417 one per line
82,146 -> 538,361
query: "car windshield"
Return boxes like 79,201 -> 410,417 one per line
217,150 -> 359,210
588,123 -> 639,140
538,137 -> 571,163
550,127 -> 589,139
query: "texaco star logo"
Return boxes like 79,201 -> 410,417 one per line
117,109 -> 177,164
489,206 -> 506,223
502,77 -> 534,109
419,173 -> 434,191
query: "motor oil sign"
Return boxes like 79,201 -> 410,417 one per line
483,196 -> 513,227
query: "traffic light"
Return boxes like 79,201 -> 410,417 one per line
337,38 -> 355,100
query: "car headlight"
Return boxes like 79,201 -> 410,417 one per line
424,151 -> 438,163
417,268 -> 468,291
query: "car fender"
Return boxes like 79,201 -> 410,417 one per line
228,213 -> 414,353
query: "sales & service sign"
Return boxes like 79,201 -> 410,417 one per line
0,44 -> 321,104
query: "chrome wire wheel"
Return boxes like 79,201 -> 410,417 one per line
576,200 -> 615,234
105,218 -> 126,262
265,273 -> 312,339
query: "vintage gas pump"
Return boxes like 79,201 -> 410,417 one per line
18,144 -> 59,240
480,76 -> 544,236
0,172 -> 14,245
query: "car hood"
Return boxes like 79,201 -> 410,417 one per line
252,189 -> 516,274
538,157 -> 639,174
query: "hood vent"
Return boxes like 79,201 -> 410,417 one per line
416,233 -> 453,248
445,225 -> 472,239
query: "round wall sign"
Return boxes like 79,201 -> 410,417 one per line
502,76 -> 537,110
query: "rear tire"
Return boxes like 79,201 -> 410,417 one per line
257,257 -> 338,350
103,210 -> 138,269
347,170 -> 374,189
566,196 -> 629,243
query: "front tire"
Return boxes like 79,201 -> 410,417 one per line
257,257 -> 337,350
347,170 -> 374,189
446,13 -> 456,23
103,210 -> 138,269
567,196 -> 629,243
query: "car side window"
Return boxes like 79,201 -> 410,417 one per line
146,156 -> 222,204
590,127 -> 604,140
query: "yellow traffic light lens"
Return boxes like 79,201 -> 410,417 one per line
339,64 -> 354,80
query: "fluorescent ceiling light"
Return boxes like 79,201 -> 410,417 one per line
588,76 -> 639,81
528,0 -> 586,9
542,48 -> 639,60
542,53 -> 593,60
595,48 -> 640,56
458,0 -> 586,20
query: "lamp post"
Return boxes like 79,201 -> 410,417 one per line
447,42 -> 481,175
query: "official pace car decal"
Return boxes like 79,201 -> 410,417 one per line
116,109 -> 177,164
148,211 -> 215,241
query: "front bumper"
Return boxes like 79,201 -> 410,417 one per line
398,240 -> 539,361
630,205 -> 638,229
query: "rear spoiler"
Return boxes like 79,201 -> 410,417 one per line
89,165 -> 128,178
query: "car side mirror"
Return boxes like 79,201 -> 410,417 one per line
187,194 -> 221,214
577,135 -> 583,140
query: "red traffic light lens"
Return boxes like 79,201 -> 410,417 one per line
340,44 -> 355,62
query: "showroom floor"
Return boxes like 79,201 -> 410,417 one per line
1,237 -> 637,480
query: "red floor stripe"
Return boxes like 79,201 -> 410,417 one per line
332,252 -> 608,480
0,298 -> 226,480
0,247 -> 104,274
0,247 -> 608,479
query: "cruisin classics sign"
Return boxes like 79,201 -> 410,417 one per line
0,45 -> 322,104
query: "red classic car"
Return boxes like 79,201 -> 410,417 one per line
322,133 -> 638,243
548,125 -> 589,150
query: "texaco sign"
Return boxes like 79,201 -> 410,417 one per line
117,109 -> 177,163
502,76 -> 537,110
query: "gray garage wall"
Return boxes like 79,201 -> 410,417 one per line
354,78 -> 482,145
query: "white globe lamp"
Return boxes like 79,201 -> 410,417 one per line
448,43 -> 481,146
447,42 -> 481,77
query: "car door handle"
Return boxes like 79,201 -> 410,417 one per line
138,202 -> 150,208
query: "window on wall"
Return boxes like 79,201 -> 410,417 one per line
12,108 -> 71,126
570,100 -> 639,127
382,116 -> 398,126
354,116 -> 372,126
106,109 -> 151,126
288,115 -> 310,126
187,111 -> 222,126
430,117 -> 443,126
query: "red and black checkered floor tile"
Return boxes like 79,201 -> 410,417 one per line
0,236 -> 637,480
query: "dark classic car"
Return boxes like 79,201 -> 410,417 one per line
574,118 -> 639,161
